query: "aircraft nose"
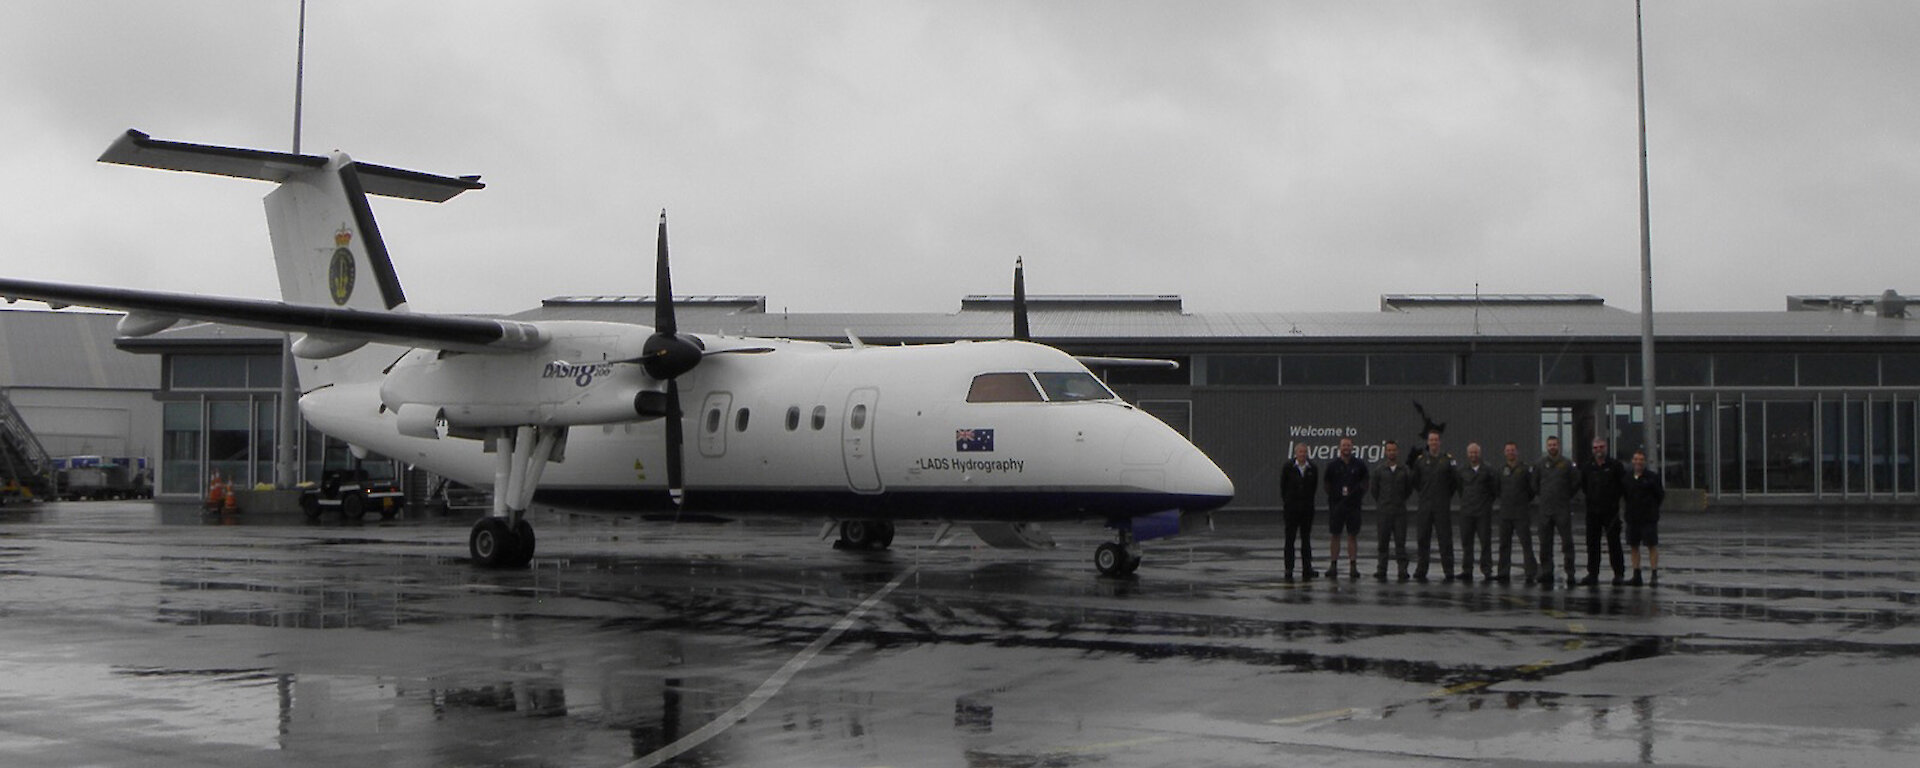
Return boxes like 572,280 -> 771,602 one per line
1169,443 -> 1234,510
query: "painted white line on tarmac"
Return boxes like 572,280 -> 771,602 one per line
617,567 -> 916,768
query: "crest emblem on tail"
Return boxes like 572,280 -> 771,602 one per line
329,226 -> 356,305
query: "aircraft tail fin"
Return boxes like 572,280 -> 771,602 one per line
99,130 -> 483,387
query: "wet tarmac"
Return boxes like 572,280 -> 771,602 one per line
0,501 -> 1916,767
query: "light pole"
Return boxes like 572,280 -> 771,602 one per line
1635,0 -> 1659,468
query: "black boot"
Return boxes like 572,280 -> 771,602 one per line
1629,569 -> 1643,587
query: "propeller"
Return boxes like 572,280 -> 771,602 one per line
1012,256 -> 1030,341
643,210 -> 702,507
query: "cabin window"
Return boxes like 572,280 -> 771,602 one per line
735,408 -> 751,432
967,372 -> 1043,403
705,407 -> 722,434
785,406 -> 800,431
850,404 -> 868,430
1034,371 -> 1116,402
811,405 -> 827,430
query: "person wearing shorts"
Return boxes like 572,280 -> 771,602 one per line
1623,449 -> 1665,587
1323,437 -> 1369,579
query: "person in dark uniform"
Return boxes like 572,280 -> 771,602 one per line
1323,437 -> 1369,579
1455,443 -> 1497,583
1370,440 -> 1416,581
1410,430 -> 1457,582
1280,442 -> 1320,581
1623,449 -> 1665,587
1532,436 -> 1580,589
1494,441 -> 1537,584
1578,438 -> 1628,586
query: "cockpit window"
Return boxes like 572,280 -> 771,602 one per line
1034,371 -> 1117,402
967,372 -> 1043,403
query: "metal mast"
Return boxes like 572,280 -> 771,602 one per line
275,0 -> 308,489
1635,0 -> 1659,467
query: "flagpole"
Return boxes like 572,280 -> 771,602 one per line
1635,0 -> 1659,468
276,0 -> 307,489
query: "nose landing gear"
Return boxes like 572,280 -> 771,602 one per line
1094,531 -> 1142,577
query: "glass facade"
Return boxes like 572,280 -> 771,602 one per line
1368,354 -> 1453,386
1206,355 -> 1278,386
161,402 -> 201,495
1283,354 -> 1366,386
1463,354 -> 1538,386
1604,392 -> 1920,498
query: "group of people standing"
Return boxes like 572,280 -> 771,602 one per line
1278,431 -> 1666,588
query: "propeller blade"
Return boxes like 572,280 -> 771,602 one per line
664,378 -> 685,507
1012,256 -> 1030,341
655,210 -> 675,336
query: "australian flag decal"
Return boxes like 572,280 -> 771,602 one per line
956,428 -> 995,452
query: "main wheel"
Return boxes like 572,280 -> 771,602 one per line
469,518 -> 519,567
299,494 -> 321,520
507,519 -> 537,567
841,520 -> 872,548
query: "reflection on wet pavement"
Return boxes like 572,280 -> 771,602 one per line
0,501 -> 1917,766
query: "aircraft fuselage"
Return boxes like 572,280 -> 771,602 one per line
308,331 -> 1232,522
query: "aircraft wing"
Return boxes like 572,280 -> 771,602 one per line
0,277 -> 547,354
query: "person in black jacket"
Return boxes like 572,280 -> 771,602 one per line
1280,442 -> 1320,581
1622,450 -> 1665,587
1579,438 -> 1628,586
1323,438 -> 1369,579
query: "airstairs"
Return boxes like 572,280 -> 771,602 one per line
0,388 -> 54,502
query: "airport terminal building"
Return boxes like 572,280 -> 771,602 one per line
7,290 -> 1919,509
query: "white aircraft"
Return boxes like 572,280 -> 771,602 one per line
0,130 -> 1234,576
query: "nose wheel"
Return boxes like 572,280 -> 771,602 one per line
1095,538 -> 1142,577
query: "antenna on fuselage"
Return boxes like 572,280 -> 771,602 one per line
1012,256 -> 1030,341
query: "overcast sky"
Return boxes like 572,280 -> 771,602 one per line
4,1 -> 1917,316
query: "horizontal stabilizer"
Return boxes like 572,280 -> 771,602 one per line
98,130 -> 483,202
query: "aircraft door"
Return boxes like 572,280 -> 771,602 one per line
842,387 -> 882,493
698,391 -> 732,458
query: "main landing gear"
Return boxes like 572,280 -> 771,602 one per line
833,519 -> 896,550
1094,530 -> 1143,577
469,425 -> 564,568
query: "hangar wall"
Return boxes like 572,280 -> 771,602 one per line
7,389 -> 158,458
1185,387 -> 1540,511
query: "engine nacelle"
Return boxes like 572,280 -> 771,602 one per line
395,403 -> 447,439
379,321 -> 660,430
